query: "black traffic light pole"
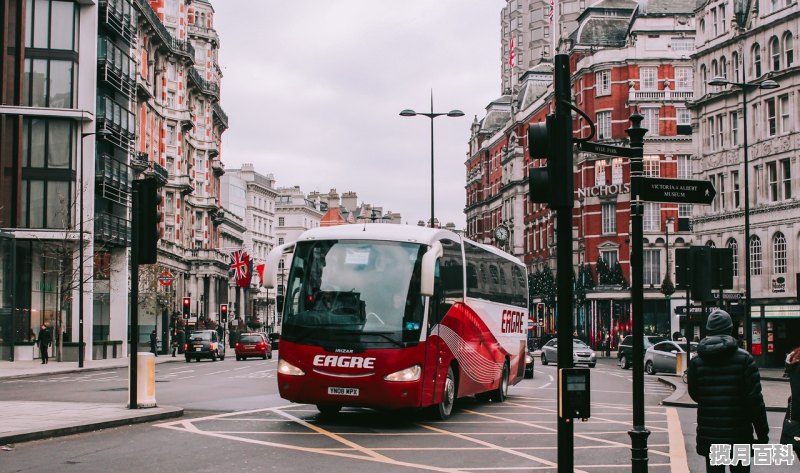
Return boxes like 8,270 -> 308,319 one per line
627,113 -> 650,471
130,181 -> 141,410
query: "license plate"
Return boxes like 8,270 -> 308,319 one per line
245,345 -> 255,349
195,348 -> 202,352
328,387 -> 359,396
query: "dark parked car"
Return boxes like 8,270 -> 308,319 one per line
524,351 -> 535,379
184,330 -> 225,362
617,335 -> 666,369
644,341 -> 698,375
235,332 -> 272,361
268,333 -> 280,350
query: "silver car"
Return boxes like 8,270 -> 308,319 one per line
644,341 -> 697,375
540,338 -> 597,368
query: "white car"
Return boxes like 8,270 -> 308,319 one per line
541,338 -> 596,368
644,341 -> 697,375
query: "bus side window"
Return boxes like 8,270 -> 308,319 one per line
428,261 -> 445,331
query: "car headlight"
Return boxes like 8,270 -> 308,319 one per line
525,354 -> 533,364
591,352 -> 596,358
278,359 -> 305,376
384,365 -> 422,382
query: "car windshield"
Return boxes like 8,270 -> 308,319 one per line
240,335 -> 262,343
189,332 -> 211,341
281,239 -> 426,347
573,340 -> 589,347
645,336 -> 666,346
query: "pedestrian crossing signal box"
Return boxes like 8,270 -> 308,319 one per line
558,368 -> 591,421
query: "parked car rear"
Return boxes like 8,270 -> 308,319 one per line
617,335 -> 666,369
235,333 -> 272,361
644,341 -> 698,375
185,330 -> 225,362
268,333 -> 280,350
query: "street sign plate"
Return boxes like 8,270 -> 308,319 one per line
634,177 -> 716,204
157,271 -> 175,286
576,141 -> 642,158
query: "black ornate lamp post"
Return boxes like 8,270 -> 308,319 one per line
707,76 -> 778,353
400,92 -> 464,228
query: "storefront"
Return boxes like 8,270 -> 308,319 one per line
752,304 -> 800,368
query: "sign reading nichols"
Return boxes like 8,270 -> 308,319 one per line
577,183 -> 631,199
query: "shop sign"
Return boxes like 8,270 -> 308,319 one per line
577,183 -> 631,199
771,276 -> 786,293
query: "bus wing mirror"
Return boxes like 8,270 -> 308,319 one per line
420,241 -> 443,297
263,242 -> 295,288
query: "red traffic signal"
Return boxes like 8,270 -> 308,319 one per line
219,303 -> 228,321
182,297 -> 191,318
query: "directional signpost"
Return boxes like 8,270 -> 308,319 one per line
576,141 -> 642,159
634,177 -> 716,204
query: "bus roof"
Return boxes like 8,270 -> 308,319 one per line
296,224 -> 523,267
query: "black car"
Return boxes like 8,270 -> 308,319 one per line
268,333 -> 280,350
185,330 -> 226,362
524,351 -> 535,379
617,335 -> 666,369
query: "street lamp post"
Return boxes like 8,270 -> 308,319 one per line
707,75 -> 778,354
400,92 -> 464,228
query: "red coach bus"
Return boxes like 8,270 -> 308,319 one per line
263,224 -> 528,419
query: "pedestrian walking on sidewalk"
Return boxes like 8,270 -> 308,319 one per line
150,329 -> 158,357
36,325 -> 51,364
688,309 -> 769,472
780,346 -> 800,455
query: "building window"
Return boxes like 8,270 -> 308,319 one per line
771,36 -> 781,71
730,111 -> 739,146
278,237 -> 285,245
784,32 -> 794,68
677,108 -> 691,127
165,192 -> 174,213
720,56 -> 728,79
711,8 -> 718,36
782,158 -> 792,200
766,98 -> 777,136
732,171 -> 740,208
718,173 -> 727,210
708,116 -> 717,150
642,107 -> 659,136
643,249 -> 661,286
750,236 -> 762,276
700,65 -> 707,95
643,202 -> 660,231
195,211 -> 203,231
596,70 -> 610,96
771,0 -> 781,11
768,161 -> 779,201
167,124 -> 176,145
677,155 -> 692,179
19,118 -> 75,229
612,158 -> 623,184
732,51 -> 740,82
644,156 -> 660,177
753,43 -> 762,78
602,203 -> 616,234
773,232 -> 787,274
727,238 -> 739,277
25,0 -> 78,50
672,38 -> 694,51
779,94 -> 790,134
595,160 -> 607,186
679,204 -> 692,218
716,113 -> 724,148
23,58 -> 75,108
601,249 -> 618,268
640,67 -> 658,90
597,111 -> 612,140
278,217 -> 285,227
710,175 -> 717,210
675,67 -> 693,90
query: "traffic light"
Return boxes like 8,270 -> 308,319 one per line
219,303 -> 228,323
536,303 -> 545,327
276,295 -> 284,313
133,178 -> 163,264
527,55 -> 574,209
182,297 -> 191,319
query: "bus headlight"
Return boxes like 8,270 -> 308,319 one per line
384,365 -> 422,382
278,359 -> 305,376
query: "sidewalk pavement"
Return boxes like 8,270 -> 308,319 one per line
659,371 -> 791,412
0,355 -> 185,446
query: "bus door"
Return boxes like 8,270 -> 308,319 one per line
423,261 -> 447,406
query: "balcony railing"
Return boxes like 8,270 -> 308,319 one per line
95,212 -> 131,247
212,103 -> 228,129
96,95 -> 135,150
134,0 -> 195,60
188,67 -> 220,99
99,0 -> 135,44
96,154 -> 131,206
187,24 -> 219,45
98,36 -> 136,99
210,158 -> 224,176
172,174 -> 194,195
630,89 -> 694,101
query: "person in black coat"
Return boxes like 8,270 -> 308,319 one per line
783,346 -> 800,455
149,329 -> 158,357
36,325 -> 52,364
688,309 -> 769,472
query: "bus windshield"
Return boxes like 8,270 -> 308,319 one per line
282,239 -> 426,347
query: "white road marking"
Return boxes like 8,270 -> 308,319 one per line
667,407 -> 690,473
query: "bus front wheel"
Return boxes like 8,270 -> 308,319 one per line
434,366 -> 456,420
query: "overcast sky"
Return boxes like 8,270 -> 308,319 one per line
213,1 -> 504,228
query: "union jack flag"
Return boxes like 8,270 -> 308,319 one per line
230,250 -> 251,287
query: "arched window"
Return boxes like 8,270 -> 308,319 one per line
772,232 -> 787,274
750,235 -> 762,276
706,240 -> 716,248
712,59 -> 719,79
720,56 -> 728,79
770,36 -> 781,71
784,32 -> 794,68
727,238 -> 738,277
753,43 -> 762,78
732,51 -> 740,82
